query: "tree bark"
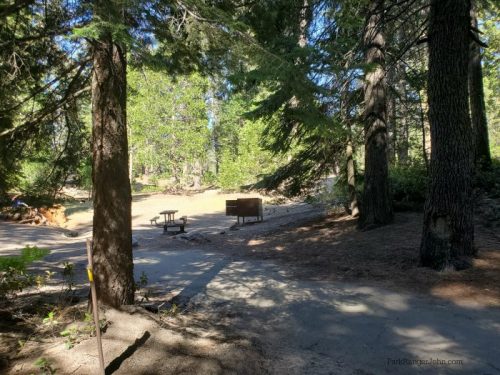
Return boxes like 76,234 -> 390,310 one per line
397,63 -> 409,166
386,66 -> 397,164
469,2 -> 491,169
91,5 -> 134,306
346,132 -> 359,217
420,0 -> 475,270
359,0 -> 393,228
341,91 -> 359,217
418,90 -> 430,170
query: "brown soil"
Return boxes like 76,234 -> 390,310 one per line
214,211 -> 500,308
1,204 -> 67,226
38,205 -> 67,226
2,303 -> 264,375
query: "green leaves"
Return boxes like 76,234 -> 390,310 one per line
128,68 -> 210,185
0,246 -> 50,272
0,246 -> 50,298
215,92 -> 286,190
72,19 -> 133,47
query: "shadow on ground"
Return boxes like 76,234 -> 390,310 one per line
1,209 -> 499,374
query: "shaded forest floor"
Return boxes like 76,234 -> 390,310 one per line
214,210 -> 500,308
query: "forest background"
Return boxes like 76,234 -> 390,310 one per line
0,1 -> 498,209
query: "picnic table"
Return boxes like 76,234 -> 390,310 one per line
158,210 -> 187,233
159,210 -> 178,225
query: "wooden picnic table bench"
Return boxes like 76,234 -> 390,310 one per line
158,210 -> 188,233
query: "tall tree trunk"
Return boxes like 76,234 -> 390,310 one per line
397,63 -> 409,166
91,3 -> 134,306
341,91 -> 359,217
469,2 -> 491,169
420,0 -> 474,270
386,66 -> 397,164
359,0 -> 393,228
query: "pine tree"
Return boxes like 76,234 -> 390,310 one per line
420,0 -> 475,270
358,0 -> 393,228
0,2 -> 90,197
469,1 -> 491,169
89,0 -> 134,306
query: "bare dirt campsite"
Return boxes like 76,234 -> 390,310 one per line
2,1 -> 500,374
1,190 -> 499,374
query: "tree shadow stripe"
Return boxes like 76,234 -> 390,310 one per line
105,331 -> 151,375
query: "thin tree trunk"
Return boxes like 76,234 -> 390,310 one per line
192,160 -> 202,189
420,0 -> 474,270
359,0 -> 393,228
346,130 -> 359,217
386,66 -> 397,164
397,110 -> 409,165
341,90 -> 359,217
418,90 -> 429,170
286,0 -> 309,113
420,88 -> 431,166
129,149 -> 133,182
91,1 -> 134,306
128,125 -> 133,182
397,63 -> 409,165
469,2 -> 491,169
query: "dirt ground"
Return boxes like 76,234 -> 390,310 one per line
1,190 -> 499,374
215,211 -> 500,308
1,191 -> 319,374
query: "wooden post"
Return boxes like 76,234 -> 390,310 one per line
86,239 -> 106,375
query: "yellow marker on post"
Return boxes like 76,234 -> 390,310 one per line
87,268 -> 94,282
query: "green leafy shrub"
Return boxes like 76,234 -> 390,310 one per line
18,161 -> 47,194
390,163 -> 428,211
60,312 -> 100,349
34,357 -> 56,375
0,246 -> 50,298
61,262 -> 75,292
201,171 -> 217,187
76,157 -> 92,192
135,271 -> 150,303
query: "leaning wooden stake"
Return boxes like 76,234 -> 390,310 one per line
86,239 -> 105,375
